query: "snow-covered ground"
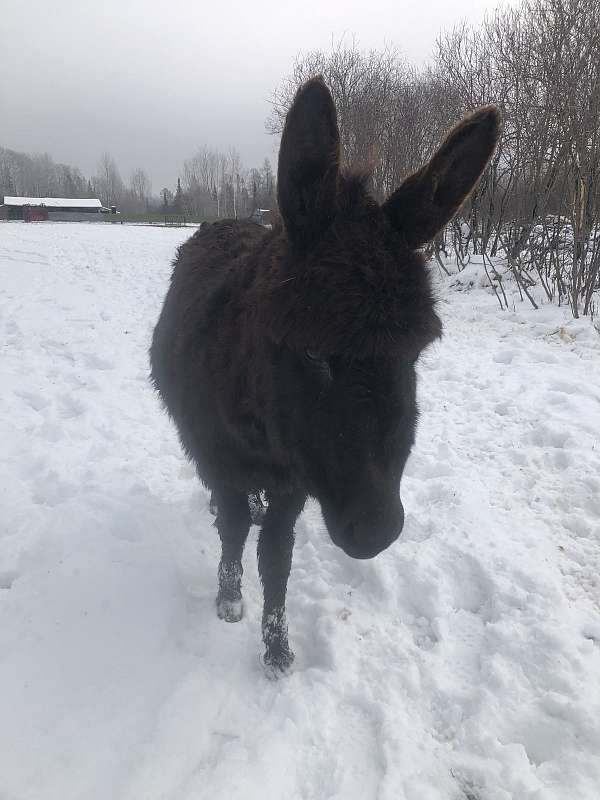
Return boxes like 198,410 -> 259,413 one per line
1,222 -> 599,800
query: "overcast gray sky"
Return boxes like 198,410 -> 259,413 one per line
1,0 -> 511,192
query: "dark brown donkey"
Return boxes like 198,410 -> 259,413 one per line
150,78 -> 501,674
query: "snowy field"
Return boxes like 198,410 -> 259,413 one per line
1,222 -> 599,800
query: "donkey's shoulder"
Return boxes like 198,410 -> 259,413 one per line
184,219 -> 267,265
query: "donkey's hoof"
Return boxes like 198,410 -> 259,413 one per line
216,596 -> 243,623
262,646 -> 295,678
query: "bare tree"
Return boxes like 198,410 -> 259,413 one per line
0,146 -> 88,199
94,152 -> 124,207
129,168 -> 151,211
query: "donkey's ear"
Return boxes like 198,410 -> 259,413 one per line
277,77 -> 340,252
383,106 -> 502,249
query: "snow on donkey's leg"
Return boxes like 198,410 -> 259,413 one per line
215,487 -> 251,623
257,491 -> 306,676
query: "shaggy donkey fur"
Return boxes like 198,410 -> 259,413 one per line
150,77 -> 501,673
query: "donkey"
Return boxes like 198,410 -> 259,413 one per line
150,77 -> 500,674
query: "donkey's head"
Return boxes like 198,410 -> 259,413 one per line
264,78 -> 500,559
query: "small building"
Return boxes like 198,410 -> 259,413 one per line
0,196 -> 114,222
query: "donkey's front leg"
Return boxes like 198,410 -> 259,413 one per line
257,490 -> 306,675
215,487 -> 251,623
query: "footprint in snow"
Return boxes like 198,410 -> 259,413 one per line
549,380 -> 578,395
0,570 -> 18,590
84,353 -> 116,371
31,471 -> 77,507
14,390 -> 50,412
59,394 -> 86,419
526,423 -> 572,449
493,349 -> 516,364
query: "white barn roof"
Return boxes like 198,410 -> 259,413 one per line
2,196 -> 103,209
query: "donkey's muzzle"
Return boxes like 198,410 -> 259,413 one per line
333,501 -> 404,560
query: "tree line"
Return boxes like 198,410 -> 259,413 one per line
91,148 -> 276,218
0,145 -> 275,220
0,147 -> 93,201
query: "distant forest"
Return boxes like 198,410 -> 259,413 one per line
0,144 -> 275,220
